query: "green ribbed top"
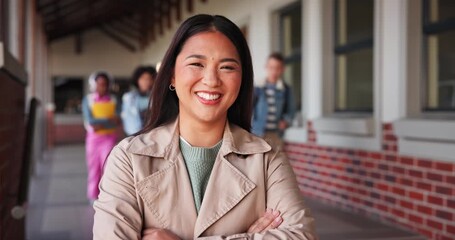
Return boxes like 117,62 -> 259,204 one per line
179,137 -> 222,213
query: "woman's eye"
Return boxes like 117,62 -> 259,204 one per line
190,63 -> 203,67
221,65 -> 236,71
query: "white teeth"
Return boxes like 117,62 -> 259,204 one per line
196,92 -> 221,101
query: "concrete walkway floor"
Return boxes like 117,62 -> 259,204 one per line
26,144 -> 425,240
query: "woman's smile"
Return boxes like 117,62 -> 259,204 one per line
195,91 -> 223,104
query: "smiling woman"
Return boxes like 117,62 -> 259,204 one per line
172,31 -> 242,146
93,14 -> 317,240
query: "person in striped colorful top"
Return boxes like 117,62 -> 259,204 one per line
82,71 -> 121,202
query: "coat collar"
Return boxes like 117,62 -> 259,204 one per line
128,117 -> 271,237
126,117 -> 271,158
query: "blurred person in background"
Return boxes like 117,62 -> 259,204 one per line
252,52 -> 296,149
93,14 -> 315,240
121,66 -> 157,135
82,71 -> 121,203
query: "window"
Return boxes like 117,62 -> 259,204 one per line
53,77 -> 84,114
279,2 -> 302,110
423,0 -> 455,111
334,0 -> 374,112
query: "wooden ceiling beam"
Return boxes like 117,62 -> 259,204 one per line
174,0 -> 182,21
187,0 -> 193,12
148,7 -> 156,43
45,0 -> 137,28
107,21 -> 141,41
44,3 -> 90,26
48,5 -> 131,41
37,0 -> 58,11
165,1 -> 172,29
139,4 -> 149,49
98,26 -> 136,52
43,0 -> 190,44
156,2 -> 164,35
119,16 -> 140,33
42,0 -> 81,18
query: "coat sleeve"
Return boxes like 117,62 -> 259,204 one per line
93,145 -> 142,240
197,149 -> 318,240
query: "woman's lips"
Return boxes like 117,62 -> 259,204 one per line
195,91 -> 222,105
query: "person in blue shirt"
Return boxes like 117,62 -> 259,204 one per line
252,53 -> 296,148
121,66 -> 157,135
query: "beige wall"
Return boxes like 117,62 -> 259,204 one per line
48,29 -> 144,78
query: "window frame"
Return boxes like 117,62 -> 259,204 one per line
310,0 -> 381,151
421,0 -> 455,112
333,0 -> 375,113
279,1 -> 303,111
393,0 -> 455,162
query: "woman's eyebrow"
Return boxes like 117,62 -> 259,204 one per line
220,58 -> 240,65
185,54 -> 205,60
185,54 -> 240,65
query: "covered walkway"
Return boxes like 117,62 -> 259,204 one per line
2,0 -> 454,239
26,144 -> 424,240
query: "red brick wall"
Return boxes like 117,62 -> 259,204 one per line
0,72 -> 26,240
285,121 -> 455,240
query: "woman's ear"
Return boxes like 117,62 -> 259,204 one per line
171,71 -> 176,87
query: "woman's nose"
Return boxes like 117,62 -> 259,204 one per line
201,66 -> 220,87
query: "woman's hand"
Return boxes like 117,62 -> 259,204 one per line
142,228 -> 181,240
247,208 -> 283,234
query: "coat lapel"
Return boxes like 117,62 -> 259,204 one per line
194,154 -> 256,238
130,119 -> 198,238
135,150 -> 198,232
193,123 -> 270,238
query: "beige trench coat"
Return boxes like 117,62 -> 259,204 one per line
93,119 -> 317,239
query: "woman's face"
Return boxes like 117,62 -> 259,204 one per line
138,72 -> 154,93
172,31 -> 242,125
95,76 -> 109,96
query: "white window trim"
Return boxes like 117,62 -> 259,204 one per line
395,119 -> 455,163
313,117 -> 375,136
284,127 -> 308,143
393,0 -> 455,162
318,133 -> 380,152
395,119 -> 455,142
309,0 -> 382,151
274,0 -> 308,144
398,138 -> 455,163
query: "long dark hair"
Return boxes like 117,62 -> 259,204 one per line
139,14 -> 254,134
